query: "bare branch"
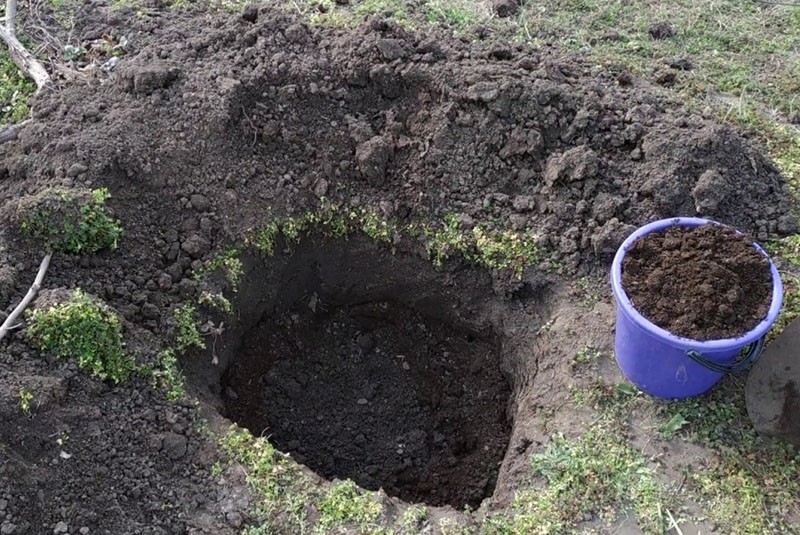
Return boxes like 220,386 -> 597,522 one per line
0,0 -> 51,91
0,119 -> 28,143
6,0 -> 16,37
0,253 -> 52,343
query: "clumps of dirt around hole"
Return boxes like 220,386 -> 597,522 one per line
622,224 -> 772,340
184,234 -> 552,512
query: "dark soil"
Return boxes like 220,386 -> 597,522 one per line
224,301 -> 510,509
622,224 -> 773,340
0,0 -> 794,531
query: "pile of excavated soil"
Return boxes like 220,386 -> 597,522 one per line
0,1 -> 796,532
622,224 -> 773,340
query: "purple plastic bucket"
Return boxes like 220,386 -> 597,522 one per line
610,217 -> 784,399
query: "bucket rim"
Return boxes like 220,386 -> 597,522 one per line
610,217 -> 784,351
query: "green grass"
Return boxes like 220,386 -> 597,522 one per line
19,188 -> 123,255
485,429 -> 668,534
27,289 -> 133,383
318,480 -> 383,533
0,49 -> 35,124
173,303 -> 205,354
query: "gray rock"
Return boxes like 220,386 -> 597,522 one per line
66,163 -> 88,177
355,136 -> 393,185
162,432 -> 188,460
189,194 -> 210,212
53,521 -> 68,534
181,233 -> 210,259
692,169 -> 730,214
1,523 -> 16,535
376,39 -> 406,61
746,317 -> 800,447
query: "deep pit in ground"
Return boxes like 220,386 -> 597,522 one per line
199,236 -> 525,509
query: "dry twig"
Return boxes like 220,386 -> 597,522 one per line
0,253 -> 52,343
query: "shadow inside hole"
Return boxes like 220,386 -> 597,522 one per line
216,236 -> 515,508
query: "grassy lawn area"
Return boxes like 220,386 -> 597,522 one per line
2,0 -> 798,533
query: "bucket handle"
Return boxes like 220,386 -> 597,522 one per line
685,336 -> 766,375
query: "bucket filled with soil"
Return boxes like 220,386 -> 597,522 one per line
610,217 -> 783,399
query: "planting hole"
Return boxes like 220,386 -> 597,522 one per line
217,237 -> 513,508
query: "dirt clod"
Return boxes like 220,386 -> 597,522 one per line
649,22 -> 675,40
493,0 -> 522,18
622,224 -> 772,340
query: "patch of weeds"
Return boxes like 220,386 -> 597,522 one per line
400,504 -> 428,533
197,291 -> 233,315
658,413 -> 689,441
27,289 -> 132,383
574,344 -> 602,365
691,448 -> 800,534
18,387 -> 33,417
245,222 -> 280,256
354,0 -> 410,25
19,188 -> 123,255
194,247 -> 242,287
220,426 -> 310,533
571,379 -> 641,422
173,303 -> 205,353
486,430 -> 667,533
654,378 -> 800,532
574,276 -> 603,308
425,0 -> 489,27
423,214 -> 539,277
0,49 -> 36,124
318,480 -> 383,533
152,349 -> 185,401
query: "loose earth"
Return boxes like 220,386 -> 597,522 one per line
622,224 -> 773,340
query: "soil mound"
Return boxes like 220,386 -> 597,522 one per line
1,5 -> 795,278
622,224 -> 772,340
0,2 -> 795,532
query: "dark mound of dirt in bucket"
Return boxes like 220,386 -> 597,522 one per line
0,1 -> 795,531
224,301 -> 510,509
622,224 -> 772,340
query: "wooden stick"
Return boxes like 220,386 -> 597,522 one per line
0,252 -> 52,343
6,0 -> 16,37
0,120 -> 26,142
0,0 -> 50,91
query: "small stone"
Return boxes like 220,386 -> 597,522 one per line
1,523 -> 16,535
0,499 -> 6,511
492,0 -> 520,17
357,398 -> 368,405
53,522 -> 68,534
189,194 -> 210,212
66,162 -> 88,177
355,136 -> 393,185
181,233 -> 210,259
376,39 -> 406,61
157,273 -> 173,290
357,334 -> 374,353
241,5 -> 258,22
617,72 -> 634,86
313,179 -> 329,197
226,512 -> 244,528
162,432 -> 188,460
225,386 -> 238,400
669,58 -> 693,70
654,70 -> 676,86
648,21 -> 674,40
79,528 -> 90,535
